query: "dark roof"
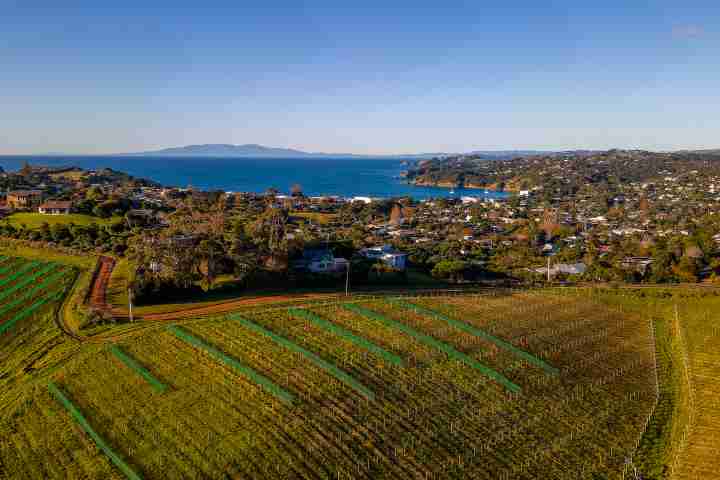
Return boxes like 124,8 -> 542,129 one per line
39,201 -> 72,209
303,248 -> 333,261
8,190 -> 42,196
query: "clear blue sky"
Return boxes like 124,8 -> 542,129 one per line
1,0 -> 718,154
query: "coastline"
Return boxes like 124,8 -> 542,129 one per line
0,155 -> 512,200
410,179 -> 517,193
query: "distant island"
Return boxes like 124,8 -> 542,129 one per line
118,143 -> 558,159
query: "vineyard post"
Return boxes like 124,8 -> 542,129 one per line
128,287 -> 134,323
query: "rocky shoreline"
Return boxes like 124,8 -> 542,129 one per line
411,179 -> 516,192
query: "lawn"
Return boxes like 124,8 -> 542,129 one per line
48,169 -> 87,182
2,212 -> 121,229
0,242 -> 96,269
289,211 -> 338,225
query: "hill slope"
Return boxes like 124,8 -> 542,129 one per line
1,286 -> 672,479
121,144 -> 561,159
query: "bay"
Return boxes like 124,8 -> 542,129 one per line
0,155 -> 509,200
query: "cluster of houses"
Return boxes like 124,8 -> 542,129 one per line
6,152 -> 720,281
292,245 -> 408,274
1,190 -> 72,216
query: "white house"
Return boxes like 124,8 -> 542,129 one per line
359,245 -> 408,271
308,257 -> 348,273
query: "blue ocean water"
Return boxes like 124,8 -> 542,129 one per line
0,155 -> 509,200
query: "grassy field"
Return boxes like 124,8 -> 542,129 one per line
2,212 -> 121,229
4,286 -> 694,479
0,256 -> 81,413
0,242 -> 96,269
289,211 -> 338,225
0,243 -> 97,333
48,170 -> 87,181
671,297 -> 720,479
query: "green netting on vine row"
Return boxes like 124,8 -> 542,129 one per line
288,307 -> 404,367
0,290 -> 63,335
0,262 -> 58,304
48,382 -> 143,480
230,314 -> 376,401
167,324 -> 296,404
386,298 -> 559,375
110,345 -> 169,393
0,268 -> 71,319
342,303 -> 521,394
0,260 -> 43,288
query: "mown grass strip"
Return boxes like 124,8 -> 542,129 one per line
167,325 -> 295,404
110,345 -> 168,393
0,262 -> 58,304
0,290 -> 63,335
387,298 -> 559,375
0,257 -> 20,276
231,314 -> 376,401
0,269 -> 70,319
343,303 -> 521,394
0,260 -> 43,289
48,382 -> 143,480
288,307 -> 404,367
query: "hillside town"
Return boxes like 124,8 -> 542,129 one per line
2,150 -> 720,302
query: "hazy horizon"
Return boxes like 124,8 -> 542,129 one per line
0,143 -> 716,158
2,1 -> 718,155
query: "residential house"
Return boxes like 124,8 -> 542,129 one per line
38,200 -> 72,215
293,248 -> 348,274
359,245 -> 408,271
7,190 -> 43,209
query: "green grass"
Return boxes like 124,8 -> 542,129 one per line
0,268 -> 71,319
2,212 -> 121,229
109,345 -> 168,394
48,382 -> 143,480
288,307 -> 405,366
343,303 -> 522,394
107,258 -> 132,308
0,262 -> 58,304
0,287 -> 697,479
289,211 -> 337,225
387,298 -> 560,375
0,242 -> 96,269
0,245 -> 96,334
167,324 -> 296,404
0,260 -> 43,289
231,314 -> 377,400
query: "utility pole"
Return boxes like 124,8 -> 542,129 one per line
547,256 -> 551,283
345,260 -> 351,296
128,287 -> 134,323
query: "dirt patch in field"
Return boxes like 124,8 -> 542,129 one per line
89,256 -> 115,311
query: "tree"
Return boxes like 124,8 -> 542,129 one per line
86,186 -> 104,201
389,203 -> 404,225
648,248 -> 677,283
290,184 -> 304,197
197,238 -> 223,291
673,257 -> 699,283
431,260 -> 468,282
19,160 -> 32,177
